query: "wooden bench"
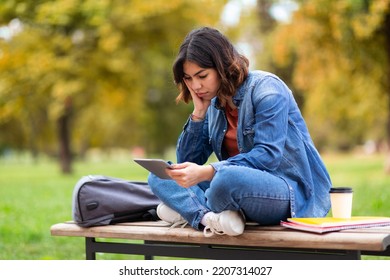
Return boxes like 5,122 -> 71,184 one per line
50,221 -> 390,260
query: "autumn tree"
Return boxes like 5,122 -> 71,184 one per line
268,0 -> 390,159
0,0 -> 227,173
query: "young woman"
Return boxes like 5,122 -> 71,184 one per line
148,27 -> 332,237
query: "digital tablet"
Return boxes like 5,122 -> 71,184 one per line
133,158 -> 173,179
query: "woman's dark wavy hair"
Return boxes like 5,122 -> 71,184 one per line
173,27 -> 249,106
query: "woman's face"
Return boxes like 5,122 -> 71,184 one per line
183,60 -> 221,101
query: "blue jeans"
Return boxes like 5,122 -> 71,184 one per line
148,165 -> 291,230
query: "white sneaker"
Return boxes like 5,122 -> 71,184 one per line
157,203 -> 188,228
203,210 -> 245,237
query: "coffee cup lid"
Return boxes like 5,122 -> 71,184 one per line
330,187 -> 353,193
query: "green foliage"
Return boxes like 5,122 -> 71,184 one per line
270,0 -> 390,150
4,0 -> 390,170
0,0 -> 227,161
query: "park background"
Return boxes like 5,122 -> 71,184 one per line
0,0 -> 390,260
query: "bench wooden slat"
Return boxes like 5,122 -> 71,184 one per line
50,222 -> 390,252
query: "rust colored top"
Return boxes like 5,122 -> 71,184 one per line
223,106 -> 239,157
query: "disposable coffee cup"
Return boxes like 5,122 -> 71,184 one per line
329,187 -> 353,219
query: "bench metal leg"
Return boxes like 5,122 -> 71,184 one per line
144,241 -> 154,260
86,238 -> 96,260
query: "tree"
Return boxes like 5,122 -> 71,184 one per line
269,0 -> 390,157
0,0 -> 227,173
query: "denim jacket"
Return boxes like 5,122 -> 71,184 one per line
176,70 -> 332,218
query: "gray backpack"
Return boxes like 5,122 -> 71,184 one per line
72,175 -> 161,227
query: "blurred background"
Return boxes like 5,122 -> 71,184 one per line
1,0 -> 390,173
1,0 -> 390,260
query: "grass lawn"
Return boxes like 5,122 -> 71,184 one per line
0,152 -> 389,260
